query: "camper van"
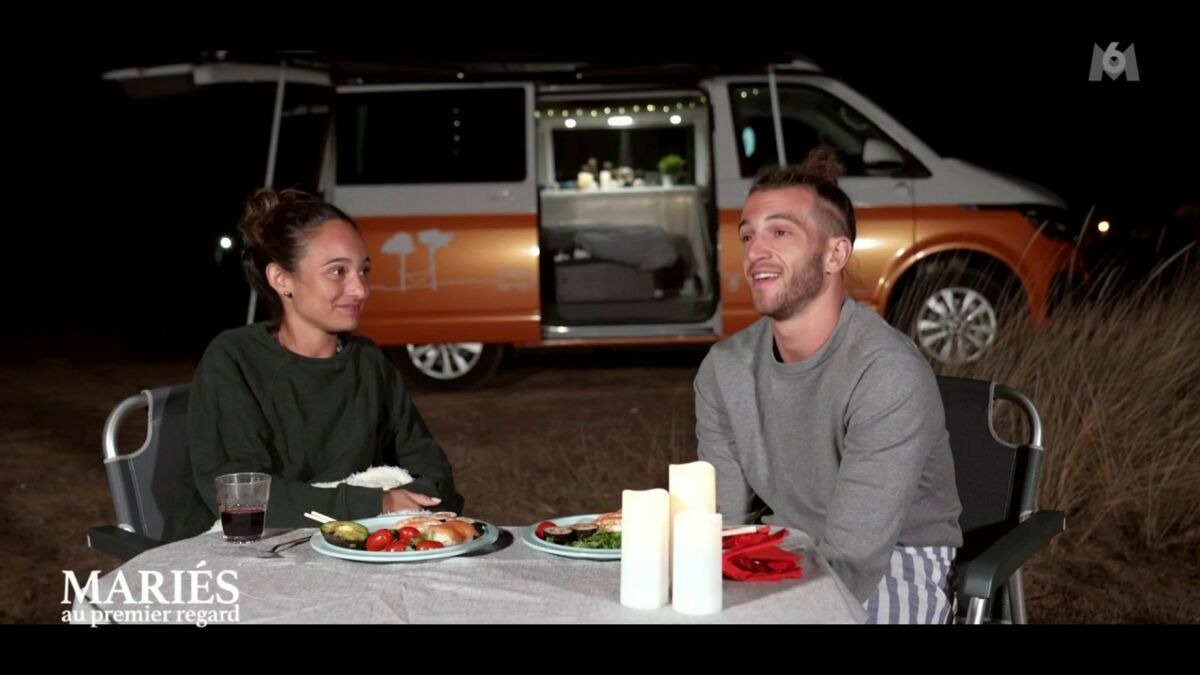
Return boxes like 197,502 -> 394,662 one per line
105,57 -> 1084,389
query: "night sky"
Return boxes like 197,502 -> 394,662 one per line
7,25 -> 1196,352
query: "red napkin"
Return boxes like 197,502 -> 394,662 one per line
721,526 -> 803,582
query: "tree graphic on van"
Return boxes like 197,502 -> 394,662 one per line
379,229 -> 454,291
417,229 -> 454,291
377,228 -> 534,294
381,232 -> 416,291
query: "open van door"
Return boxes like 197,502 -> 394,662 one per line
326,82 -> 539,388
101,59 -> 334,330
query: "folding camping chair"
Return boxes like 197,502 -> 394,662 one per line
937,375 -> 1066,624
85,384 -> 190,562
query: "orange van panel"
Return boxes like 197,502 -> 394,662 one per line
354,214 -> 542,345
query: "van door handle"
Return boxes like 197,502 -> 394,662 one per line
894,181 -> 912,196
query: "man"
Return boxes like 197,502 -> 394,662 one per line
695,148 -> 963,624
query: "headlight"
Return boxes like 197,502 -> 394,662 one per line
1022,206 -> 1079,243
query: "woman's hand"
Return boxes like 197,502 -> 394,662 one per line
382,488 -> 443,514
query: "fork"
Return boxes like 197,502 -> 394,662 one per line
255,535 -> 313,559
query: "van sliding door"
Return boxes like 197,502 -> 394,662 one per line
330,83 -> 540,346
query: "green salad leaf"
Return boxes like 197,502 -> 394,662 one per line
568,531 -> 621,549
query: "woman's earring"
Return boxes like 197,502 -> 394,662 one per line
284,290 -> 293,298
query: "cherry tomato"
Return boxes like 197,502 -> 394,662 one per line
414,540 -> 444,551
535,521 -> 557,540
365,529 -> 394,552
397,527 -> 421,540
384,540 -> 409,552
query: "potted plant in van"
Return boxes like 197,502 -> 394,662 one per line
658,153 -> 686,186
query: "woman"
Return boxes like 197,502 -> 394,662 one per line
165,189 -> 463,541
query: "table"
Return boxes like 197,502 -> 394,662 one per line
68,524 -> 867,625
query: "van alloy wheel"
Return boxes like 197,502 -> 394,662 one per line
406,343 -> 486,380
913,287 -> 998,364
393,343 -> 505,391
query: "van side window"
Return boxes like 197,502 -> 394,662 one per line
729,84 -> 899,177
336,88 -> 526,184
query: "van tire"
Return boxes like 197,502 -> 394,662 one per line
391,343 -> 505,391
888,261 -> 1022,365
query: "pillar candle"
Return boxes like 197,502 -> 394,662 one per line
669,461 -> 716,520
669,460 -> 716,578
620,488 -> 670,609
672,510 -> 723,615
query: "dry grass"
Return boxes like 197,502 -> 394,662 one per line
937,258 -> 1200,622
942,261 -> 1200,553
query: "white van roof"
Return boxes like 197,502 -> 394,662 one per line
101,61 -> 331,98
101,52 -> 824,94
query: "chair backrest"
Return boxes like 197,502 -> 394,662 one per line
101,384 -> 191,542
936,376 -> 1043,536
936,375 -> 1052,624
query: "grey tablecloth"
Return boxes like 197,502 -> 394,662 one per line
70,526 -> 866,624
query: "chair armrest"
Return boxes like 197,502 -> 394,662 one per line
957,510 -> 1066,599
86,525 -> 162,562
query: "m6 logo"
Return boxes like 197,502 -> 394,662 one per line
1089,42 -> 1140,82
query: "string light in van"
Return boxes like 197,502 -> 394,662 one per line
535,98 -> 704,122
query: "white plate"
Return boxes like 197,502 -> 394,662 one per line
309,516 -> 500,563
520,514 -> 621,561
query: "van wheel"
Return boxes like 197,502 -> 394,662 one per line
392,343 -> 505,391
890,264 -> 1019,365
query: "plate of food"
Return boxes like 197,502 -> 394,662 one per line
310,511 -> 500,563
521,512 -> 622,561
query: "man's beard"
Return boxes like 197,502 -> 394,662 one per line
755,247 -> 825,321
